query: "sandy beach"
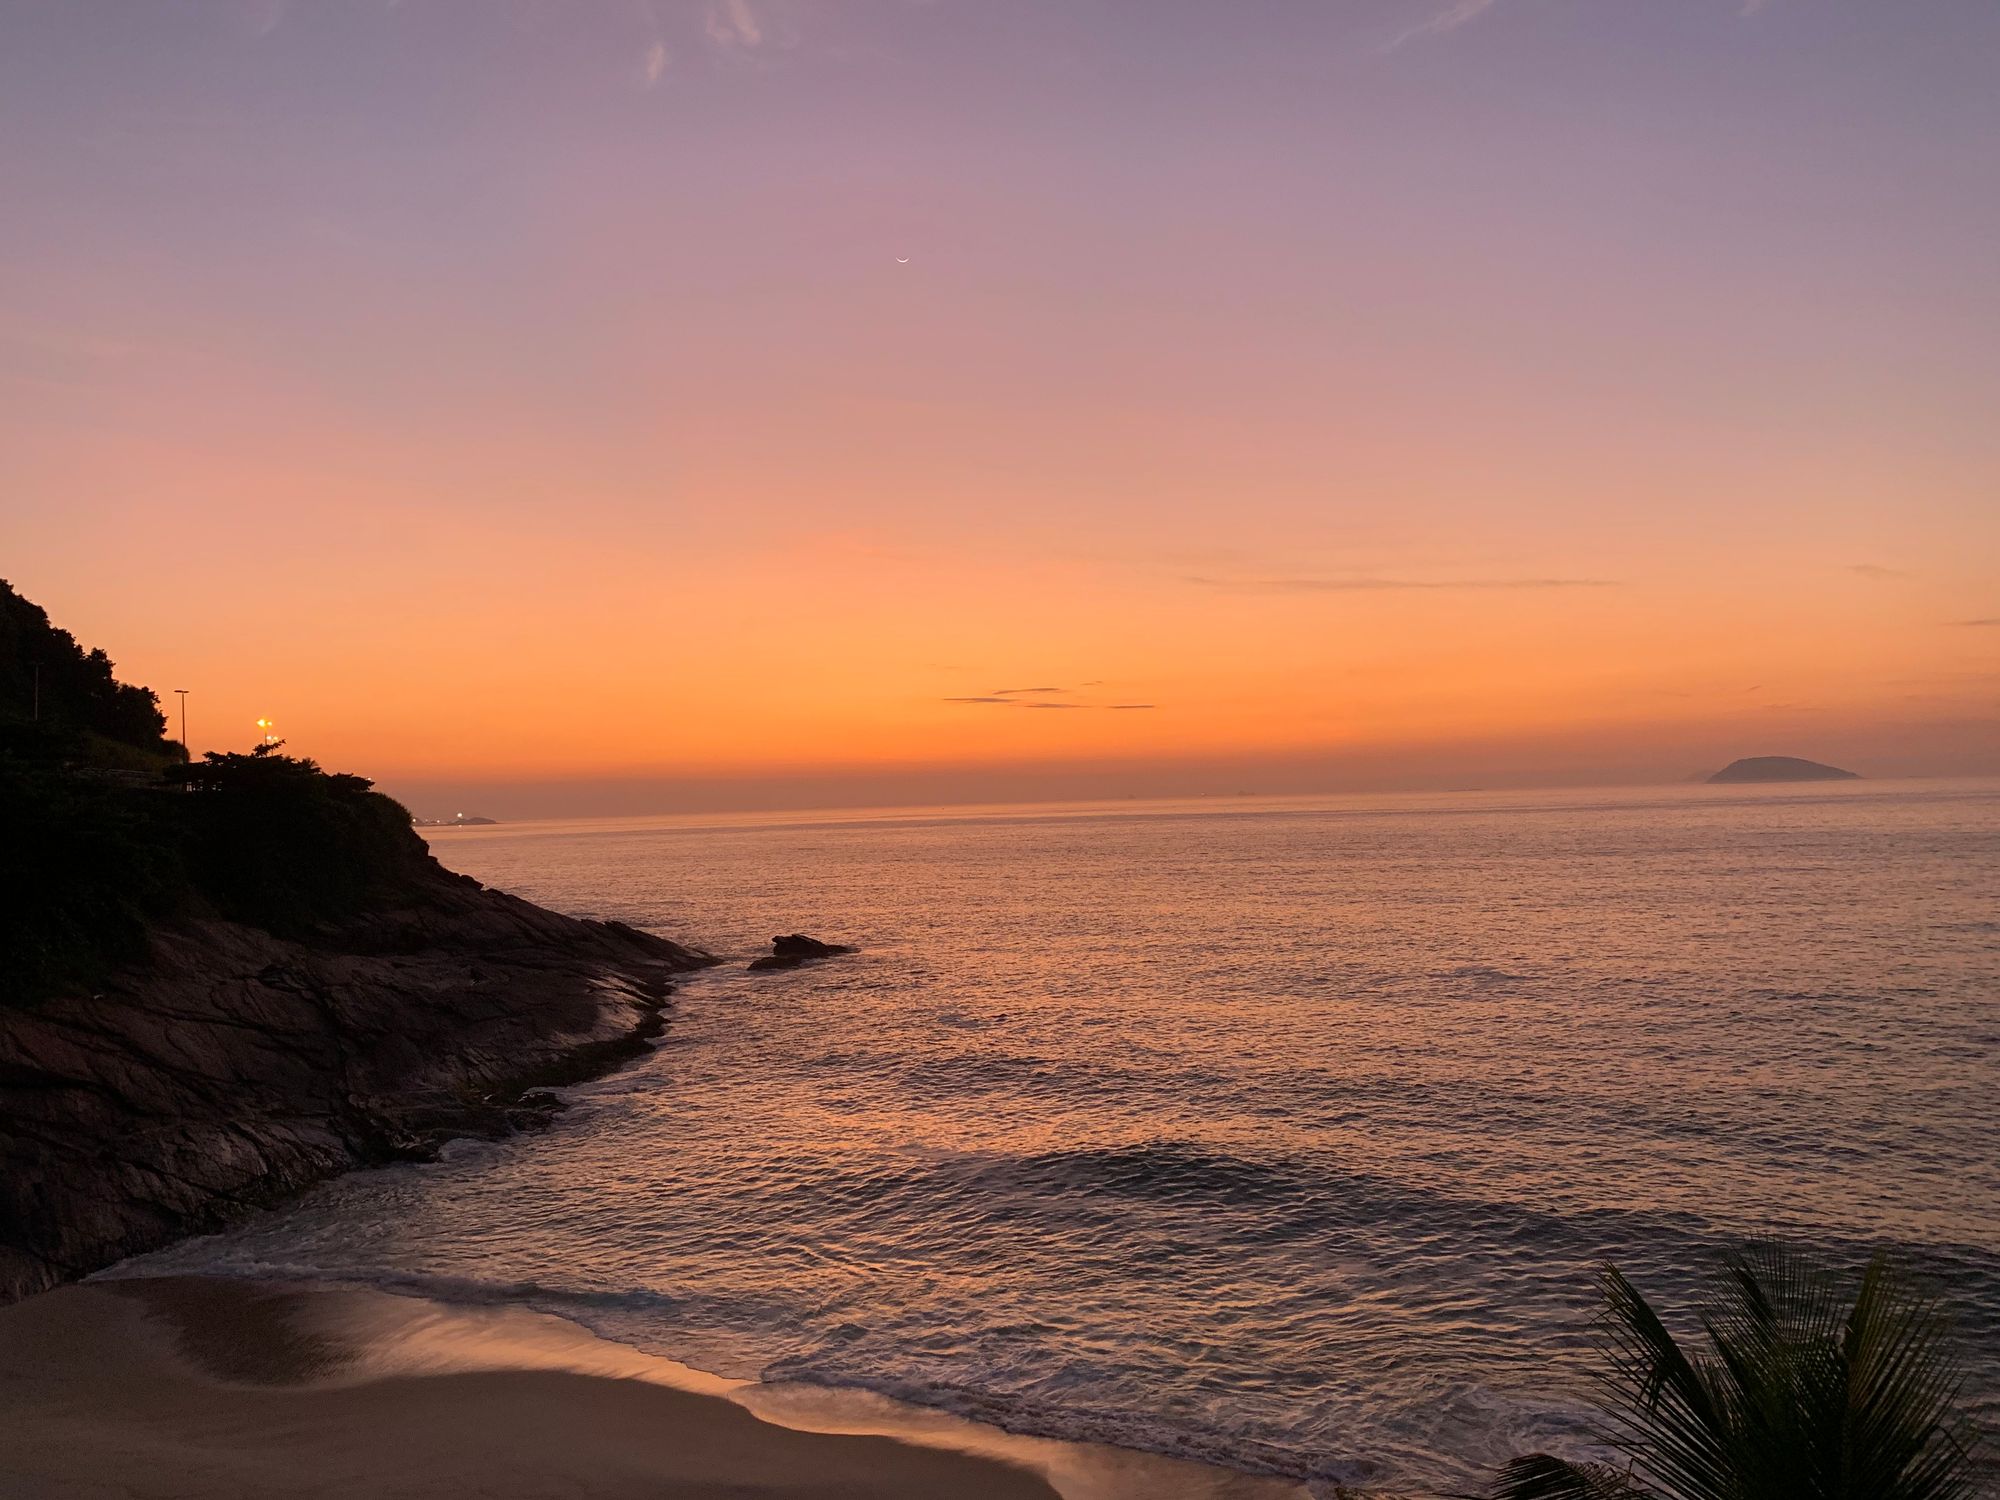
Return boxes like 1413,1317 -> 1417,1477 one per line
0,1276 -> 1300,1500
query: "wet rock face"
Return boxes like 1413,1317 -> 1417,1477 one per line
0,867 -> 711,1305
746,934 -> 857,971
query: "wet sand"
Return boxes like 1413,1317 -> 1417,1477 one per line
0,1277 -> 1304,1500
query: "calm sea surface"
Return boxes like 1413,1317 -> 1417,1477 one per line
122,782 -> 2000,1490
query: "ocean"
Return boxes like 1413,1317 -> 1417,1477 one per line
117,781 -> 2000,1491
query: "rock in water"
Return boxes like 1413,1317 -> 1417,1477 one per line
747,934 -> 857,971
1706,756 -> 1859,784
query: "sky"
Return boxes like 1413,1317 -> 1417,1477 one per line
3,0 -> 1997,816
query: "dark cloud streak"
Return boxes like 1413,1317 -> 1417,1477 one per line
1185,575 -> 1616,594
942,696 -> 1158,711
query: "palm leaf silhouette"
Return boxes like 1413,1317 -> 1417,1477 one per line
1486,1245 -> 1978,1500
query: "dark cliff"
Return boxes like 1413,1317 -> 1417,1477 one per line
0,863 -> 709,1304
0,580 -> 713,1302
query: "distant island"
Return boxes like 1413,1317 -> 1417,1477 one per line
1706,756 -> 1859,784
413,813 -> 498,827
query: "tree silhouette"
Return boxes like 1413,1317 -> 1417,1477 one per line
0,578 -> 167,750
1483,1246 -> 1979,1500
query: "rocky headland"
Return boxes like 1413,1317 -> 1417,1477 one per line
0,860 -> 710,1304
0,579 -> 713,1303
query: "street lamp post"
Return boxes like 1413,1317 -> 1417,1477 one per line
175,690 -> 189,758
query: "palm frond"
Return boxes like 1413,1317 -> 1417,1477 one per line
1487,1245 -> 1982,1500
1827,1253 -> 1978,1500
1481,1453 -> 1653,1500
1592,1265 -> 1733,1498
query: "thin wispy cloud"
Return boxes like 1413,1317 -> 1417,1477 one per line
635,1 -> 796,84
1186,575 -> 1616,594
1951,618 -> 2000,627
1884,666 -> 2000,685
1384,0 -> 1496,51
705,0 -> 764,49
944,688 -> 1158,711
241,0 -> 288,39
944,697 -> 1070,707
1388,0 -> 1771,52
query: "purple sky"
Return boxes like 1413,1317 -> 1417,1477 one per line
4,1 -> 1996,813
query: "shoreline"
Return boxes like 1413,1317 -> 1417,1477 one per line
0,1275 -> 1309,1500
0,881 -> 712,1303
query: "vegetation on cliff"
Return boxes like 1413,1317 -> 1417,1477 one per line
0,580 -> 435,1007
0,579 -> 172,762
2,580 -> 710,1301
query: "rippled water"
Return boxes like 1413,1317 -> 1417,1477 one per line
122,783 -> 2000,1491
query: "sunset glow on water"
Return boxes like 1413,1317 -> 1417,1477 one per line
126,783 -> 2000,1489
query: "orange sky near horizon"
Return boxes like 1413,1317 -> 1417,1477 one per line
4,2 -> 1997,812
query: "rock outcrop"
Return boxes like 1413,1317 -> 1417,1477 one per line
1706,756 -> 1859,784
0,865 -> 711,1304
747,934 -> 856,971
